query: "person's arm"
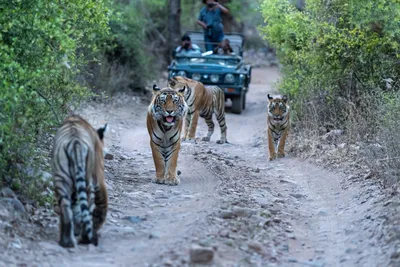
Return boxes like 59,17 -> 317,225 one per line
197,20 -> 207,29
215,2 -> 229,14
197,9 -> 207,29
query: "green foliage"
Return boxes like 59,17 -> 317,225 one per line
226,0 -> 264,24
260,0 -> 400,134
90,0 -> 166,94
0,0 -> 110,197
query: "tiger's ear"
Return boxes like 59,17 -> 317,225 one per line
178,86 -> 186,93
153,84 -> 161,91
97,123 -> 108,140
282,95 -> 288,103
267,94 -> 273,100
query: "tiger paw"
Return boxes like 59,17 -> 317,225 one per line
152,177 -> 166,184
165,178 -> 180,186
79,232 -> 98,246
73,223 -> 82,237
202,136 -> 211,142
216,139 -> 227,144
269,153 -> 277,161
278,153 -> 285,158
59,237 -> 76,248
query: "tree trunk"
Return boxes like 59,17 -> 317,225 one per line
296,0 -> 305,11
168,0 -> 181,61
218,0 -> 244,33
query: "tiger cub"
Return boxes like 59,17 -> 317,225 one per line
168,76 -> 227,144
147,85 -> 187,185
52,115 -> 108,247
267,94 -> 290,161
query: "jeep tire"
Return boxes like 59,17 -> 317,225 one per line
242,93 -> 246,110
231,93 -> 244,114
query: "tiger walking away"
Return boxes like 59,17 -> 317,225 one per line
267,94 -> 290,161
168,76 -> 228,144
52,115 -> 108,247
147,85 -> 188,185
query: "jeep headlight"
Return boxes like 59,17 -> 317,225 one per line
192,73 -> 201,81
177,71 -> 187,77
224,73 -> 235,83
210,74 -> 219,83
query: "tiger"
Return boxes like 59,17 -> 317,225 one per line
51,115 -> 108,248
168,76 -> 227,144
147,85 -> 188,185
267,94 -> 290,161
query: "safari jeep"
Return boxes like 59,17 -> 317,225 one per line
167,31 -> 252,114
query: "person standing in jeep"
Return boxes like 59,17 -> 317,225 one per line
197,0 -> 229,52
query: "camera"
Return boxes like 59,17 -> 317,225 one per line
207,2 -> 216,8
206,23 -> 213,37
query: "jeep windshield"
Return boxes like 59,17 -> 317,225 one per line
175,55 -> 240,67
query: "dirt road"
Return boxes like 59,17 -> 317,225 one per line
0,67 -> 392,266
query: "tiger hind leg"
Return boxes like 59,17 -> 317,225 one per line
202,115 -> 214,142
58,196 -> 77,248
93,183 -> 108,232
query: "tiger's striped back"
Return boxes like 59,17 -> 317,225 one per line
168,76 -> 227,144
52,115 -> 108,247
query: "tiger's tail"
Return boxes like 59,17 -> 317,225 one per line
67,140 -> 96,245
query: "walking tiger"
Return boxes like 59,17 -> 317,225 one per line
267,94 -> 290,161
52,115 -> 108,247
147,85 -> 187,185
168,76 -> 228,144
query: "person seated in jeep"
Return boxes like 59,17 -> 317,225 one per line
214,38 -> 234,55
175,34 -> 201,55
197,0 -> 229,52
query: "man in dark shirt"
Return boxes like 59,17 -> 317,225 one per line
197,0 -> 229,52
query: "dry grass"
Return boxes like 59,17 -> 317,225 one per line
288,90 -> 400,188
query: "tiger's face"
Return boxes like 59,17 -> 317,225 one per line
167,76 -> 188,93
267,94 -> 289,122
151,85 -> 187,127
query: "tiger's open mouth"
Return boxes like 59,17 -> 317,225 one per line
163,116 -> 176,123
273,117 -> 283,121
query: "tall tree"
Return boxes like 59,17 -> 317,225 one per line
168,0 -> 181,59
